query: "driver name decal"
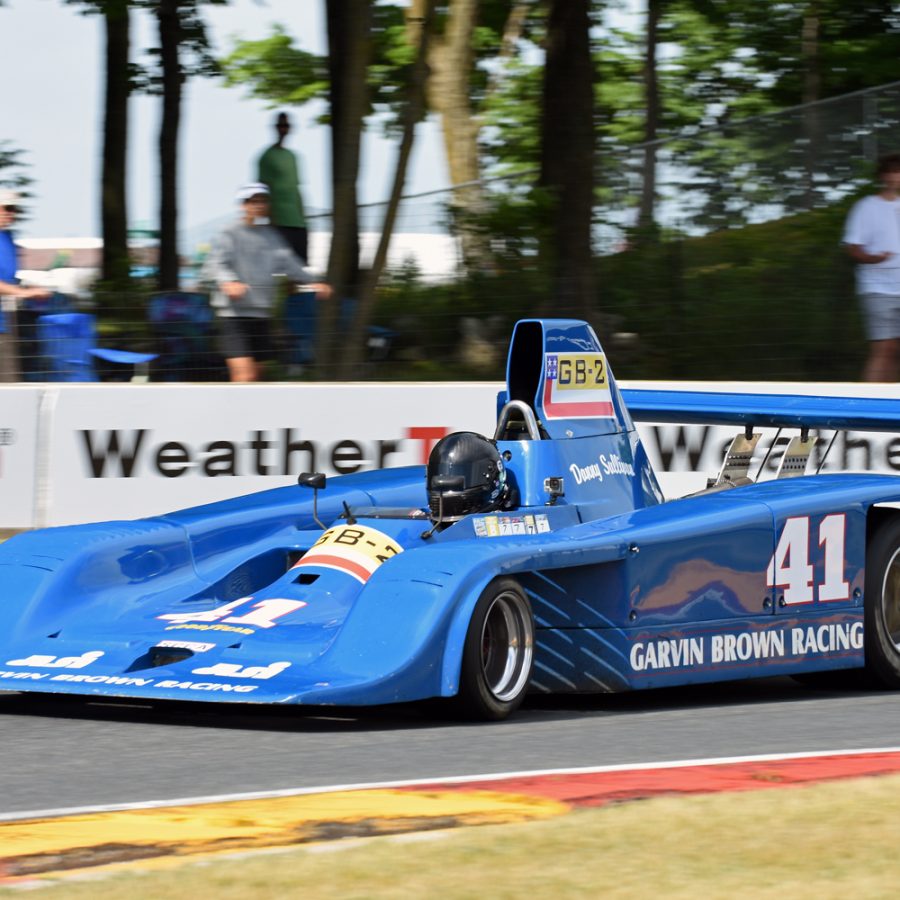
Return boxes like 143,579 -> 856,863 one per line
569,454 -> 636,485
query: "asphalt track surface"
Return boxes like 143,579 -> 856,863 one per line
3,676 -> 900,817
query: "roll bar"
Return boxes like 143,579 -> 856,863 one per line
494,400 -> 542,441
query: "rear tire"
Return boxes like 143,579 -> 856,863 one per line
456,578 -> 534,721
865,516 -> 900,688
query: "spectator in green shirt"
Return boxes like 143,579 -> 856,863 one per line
257,112 -> 308,264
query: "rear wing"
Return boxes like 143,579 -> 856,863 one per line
621,389 -> 900,434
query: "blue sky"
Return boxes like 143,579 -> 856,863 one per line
4,0 -> 450,242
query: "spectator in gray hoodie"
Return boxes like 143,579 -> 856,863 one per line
205,183 -> 330,382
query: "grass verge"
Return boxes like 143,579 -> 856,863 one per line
4,771 -> 898,898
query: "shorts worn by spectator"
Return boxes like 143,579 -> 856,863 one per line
216,316 -> 276,364
843,153 -> 900,382
203,183 -> 330,383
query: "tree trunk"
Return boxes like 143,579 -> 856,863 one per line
157,0 -> 182,291
317,0 -> 370,378
339,0 -> 436,377
539,0 -> 595,318
101,0 -> 130,288
417,0 -> 485,270
636,0 -> 661,242
800,3 -> 821,208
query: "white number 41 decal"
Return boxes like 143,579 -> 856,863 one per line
159,596 -> 306,628
766,514 -> 849,605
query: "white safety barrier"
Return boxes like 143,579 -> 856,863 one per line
0,387 -> 42,529
21,383 -> 499,528
1,380 -> 899,529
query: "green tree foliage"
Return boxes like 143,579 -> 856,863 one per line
0,143 -> 31,194
668,1 -> 900,220
221,25 -> 328,108
695,0 -> 900,104
222,2 -> 531,261
341,0 -> 437,375
220,7 -> 412,118
62,1 -> 226,294
368,196 -> 862,383
477,0 -> 900,245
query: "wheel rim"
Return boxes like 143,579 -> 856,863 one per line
882,546 -> 900,649
480,590 -> 533,702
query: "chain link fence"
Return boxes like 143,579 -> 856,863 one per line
6,81 -> 900,384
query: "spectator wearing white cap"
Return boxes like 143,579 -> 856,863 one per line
203,183 -> 330,383
0,190 -> 51,382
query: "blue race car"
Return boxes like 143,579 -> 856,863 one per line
2,318 -> 900,720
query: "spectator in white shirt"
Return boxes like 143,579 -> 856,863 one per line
843,153 -> 900,381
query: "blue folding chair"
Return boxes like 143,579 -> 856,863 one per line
284,290 -> 317,369
37,313 -> 157,382
338,297 -> 398,363
147,292 -> 225,381
17,292 -> 72,381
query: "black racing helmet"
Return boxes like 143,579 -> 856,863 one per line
426,432 -> 508,523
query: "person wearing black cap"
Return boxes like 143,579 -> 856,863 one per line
257,112 -> 308,264
204,183 -> 330,383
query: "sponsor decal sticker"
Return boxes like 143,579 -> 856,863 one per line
165,624 -> 253,635
0,669 -> 260,694
191,661 -> 291,680
629,622 -> 864,672
0,671 -> 50,681
6,650 -> 104,669
0,427 -> 14,478
50,674 -> 154,686
77,426 -> 451,478
473,514 -> 550,538
154,680 -> 258,693
157,640 -> 215,653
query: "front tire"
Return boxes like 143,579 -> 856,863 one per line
865,516 -> 900,688
456,578 -> 534,721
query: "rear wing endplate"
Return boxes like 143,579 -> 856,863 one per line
621,388 -> 900,433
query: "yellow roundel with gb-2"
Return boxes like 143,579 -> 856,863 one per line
544,352 -> 614,419
292,525 -> 403,584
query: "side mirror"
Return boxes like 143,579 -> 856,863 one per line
298,472 -> 326,491
298,471 -> 327,529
